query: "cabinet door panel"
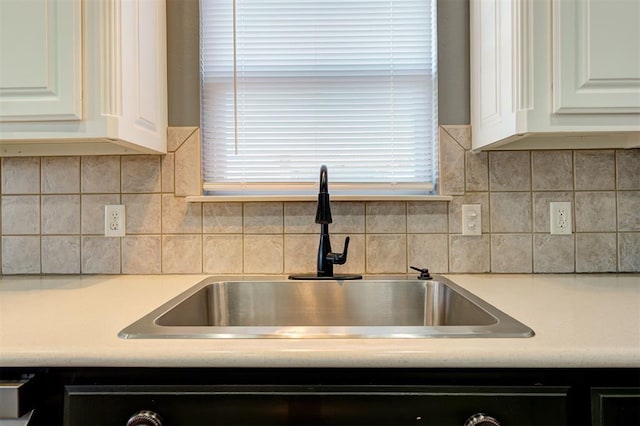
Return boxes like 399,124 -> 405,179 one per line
553,0 -> 640,114
0,0 -> 82,121
592,387 -> 640,426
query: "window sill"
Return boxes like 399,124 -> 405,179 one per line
186,194 -> 453,203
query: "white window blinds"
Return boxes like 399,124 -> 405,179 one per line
200,0 -> 438,196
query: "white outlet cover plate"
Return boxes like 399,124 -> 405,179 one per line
105,205 -> 125,237
550,202 -> 572,235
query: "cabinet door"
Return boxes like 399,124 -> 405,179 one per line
553,0 -> 640,114
592,388 -> 640,426
0,0 -> 82,121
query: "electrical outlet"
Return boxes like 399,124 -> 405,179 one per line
550,202 -> 572,235
105,205 -> 125,237
462,204 -> 482,236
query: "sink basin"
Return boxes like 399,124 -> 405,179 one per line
119,276 -> 534,339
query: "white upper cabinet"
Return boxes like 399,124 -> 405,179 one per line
471,0 -> 640,150
0,0 -> 167,156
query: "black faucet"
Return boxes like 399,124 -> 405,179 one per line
316,165 -> 348,277
289,165 -> 362,280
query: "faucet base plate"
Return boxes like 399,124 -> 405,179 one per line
288,274 -> 363,281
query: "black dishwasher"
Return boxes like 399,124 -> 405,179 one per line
65,384 -> 569,426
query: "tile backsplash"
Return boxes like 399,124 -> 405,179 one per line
0,126 -> 638,275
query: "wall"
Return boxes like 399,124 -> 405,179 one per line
0,2 -> 637,275
0,126 -> 637,275
436,0 -> 470,125
166,0 -> 199,127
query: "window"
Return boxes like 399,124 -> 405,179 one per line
200,0 -> 438,197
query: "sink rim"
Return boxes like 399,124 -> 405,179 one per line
118,276 -> 535,339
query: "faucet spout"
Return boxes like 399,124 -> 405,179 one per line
319,165 -> 329,193
315,165 -> 332,224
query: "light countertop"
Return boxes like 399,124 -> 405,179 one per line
1,274 -> 638,369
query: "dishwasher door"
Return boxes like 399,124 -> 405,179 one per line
64,384 -> 569,426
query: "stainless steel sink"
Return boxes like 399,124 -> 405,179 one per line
119,276 -> 534,339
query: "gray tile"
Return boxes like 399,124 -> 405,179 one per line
174,129 -> 201,196
161,194 -> 202,234
122,194 -> 161,234
2,157 -> 40,194
574,150 -> 615,190
2,195 -> 40,234
531,151 -> 573,190
122,235 -> 162,274
489,151 -> 531,191
465,151 -> 488,192
442,125 -> 471,150
619,233 -> 640,272
533,234 -> 575,273
162,235 -> 203,273
161,152 -> 175,193
491,234 -> 532,273
2,236 -> 40,274
121,156 -> 161,193
449,235 -> 490,273
203,234 -> 243,274
366,234 -> 407,274
439,128 -> 465,195
42,236 -> 80,274
575,192 -> 616,232
331,202 -> 365,233
81,236 -> 121,274
533,192 -> 574,233
448,193 -> 490,234
243,235 -> 283,274
366,202 -> 406,233
81,156 -> 120,193
203,203 -> 243,234
617,149 -> 640,190
284,202 -> 317,234
41,157 -> 80,193
407,201 -> 448,233
490,193 -> 532,233
167,126 -> 198,152
617,191 -> 640,231
41,195 -> 80,234
243,202 -> 283,234
576,233 -> 617,273
407,234 -> 448,273
81,194 -> 121,235
284,234 -> 318,274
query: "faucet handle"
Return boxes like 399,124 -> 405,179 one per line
326,236 -> 351,265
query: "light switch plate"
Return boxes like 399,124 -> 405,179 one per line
462,204 -> 482,236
